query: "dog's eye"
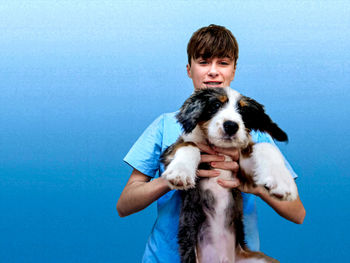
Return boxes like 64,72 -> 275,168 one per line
207,101 -> 222,114
213,102 -> 221,109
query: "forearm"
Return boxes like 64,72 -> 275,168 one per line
117,171 -> 170,217
257,188 -> 306,224
205,146 -> 306,224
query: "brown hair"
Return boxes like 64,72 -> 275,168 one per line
187,24 -> 239,67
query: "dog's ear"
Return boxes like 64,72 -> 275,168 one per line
176,90 -> 208,134
238,96 -> 288,142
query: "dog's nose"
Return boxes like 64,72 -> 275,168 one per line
223,121 -> 239,136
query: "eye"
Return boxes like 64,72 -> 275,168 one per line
208,101 -> 222,113
213,102 -> 221,109
199,60 -> 208,65
219,59 -> 233,65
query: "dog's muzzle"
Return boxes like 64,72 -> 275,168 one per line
223,121 -> 239,136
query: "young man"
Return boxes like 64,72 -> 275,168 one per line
117,24 -> 305,263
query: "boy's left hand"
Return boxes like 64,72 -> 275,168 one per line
212,146 -> 262,196
210,146 -> 240,172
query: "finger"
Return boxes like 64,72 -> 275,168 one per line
212,146 -> 240,161
237,184 -> 259,195
200,154 -> 225,163
196,143 -> 217,155
196,169 -> 220,178
217,178 -> 240,188
210,161 -> 239,173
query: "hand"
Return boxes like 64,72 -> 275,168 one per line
195,143 -> 223,178
217,177 -> 262,196
211,145 -> 261,196
196,143 -> 240,179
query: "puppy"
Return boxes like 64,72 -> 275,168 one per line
161,87 -> 298,263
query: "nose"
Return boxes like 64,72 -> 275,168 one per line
223,121 -> 239,136
208,63 -> 219,77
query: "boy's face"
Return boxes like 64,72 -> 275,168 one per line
187,56 -> 236,91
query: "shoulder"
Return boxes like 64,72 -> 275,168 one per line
162,112 -> 179,125
250,130 -> 299,179
250,130 -> 274,144
161,111 -> 183,148
145,112 -> 181,136
123,111 -> 182,177
137,112 -> 178,136
156,111 -> 182,131
150,112 -> 178,127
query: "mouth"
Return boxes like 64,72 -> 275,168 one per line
208,136 -> 238,148
209,134 -> 236,144
203,81 -> 223,88
208,133 -> 246,148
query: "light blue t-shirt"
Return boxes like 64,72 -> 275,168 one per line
124,112 -> 297,263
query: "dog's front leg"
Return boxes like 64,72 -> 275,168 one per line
162,142 -> 201,190
240,142 -> 298,201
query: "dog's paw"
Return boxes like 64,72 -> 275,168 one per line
254,164 -> 298,201
259,174 -> 298,201
252,143 -> 298,201
162,162 -> 196,190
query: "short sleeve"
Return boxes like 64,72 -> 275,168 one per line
124,115 -> 164,177
251,131 -> 298,179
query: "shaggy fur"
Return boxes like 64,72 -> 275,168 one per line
161,87 -> 298,263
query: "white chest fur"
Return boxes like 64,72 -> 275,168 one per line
197,155 -> 237,263
200,155 -> 234,214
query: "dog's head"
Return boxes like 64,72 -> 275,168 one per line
176,87 -> 287,148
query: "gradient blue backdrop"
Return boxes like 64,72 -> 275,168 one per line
1,1 -> 349,262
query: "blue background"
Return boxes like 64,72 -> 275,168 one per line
1,1 -> 349,262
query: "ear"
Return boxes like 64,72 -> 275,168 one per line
176,90 -> 207,134
230,67 -> 236,82
186,64 -> 192,78
238,96 -> 288,142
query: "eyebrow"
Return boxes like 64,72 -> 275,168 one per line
197,55 -> 233,60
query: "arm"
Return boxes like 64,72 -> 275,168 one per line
118,143 -> 227,217
217,178 -> 305,224
210,146 -> 306,225
116,169 -> 170,217
256,188 -> 305,224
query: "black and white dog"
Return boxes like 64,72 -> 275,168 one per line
161,87 -> 298,263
